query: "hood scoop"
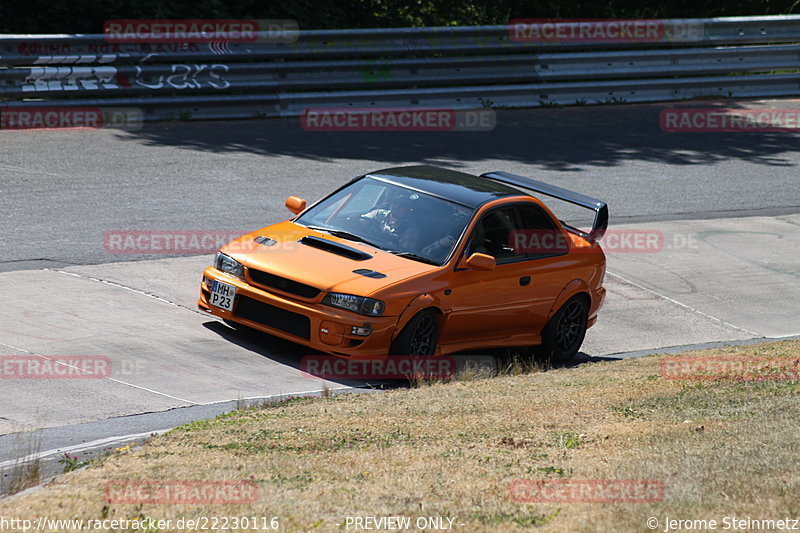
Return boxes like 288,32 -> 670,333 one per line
353,268 -> 387,279
299,236 -> 372,261
254,236 -> 277,247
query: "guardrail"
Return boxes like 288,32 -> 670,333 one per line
1,15 -> 799,122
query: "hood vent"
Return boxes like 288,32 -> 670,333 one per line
353,268 -> 387,279
254,236 -> 277,247
299,236 -> 372,261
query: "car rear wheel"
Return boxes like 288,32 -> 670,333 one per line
390,309 -> 439,355
537,295 -> 589,363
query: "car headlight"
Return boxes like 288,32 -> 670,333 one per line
215,252 -> 244,278
323,292 -> 385,317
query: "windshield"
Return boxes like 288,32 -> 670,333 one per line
295,177 -> 472,265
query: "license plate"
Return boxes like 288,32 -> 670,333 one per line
210,280 -> 236,311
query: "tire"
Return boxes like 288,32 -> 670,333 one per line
537,295 -> 589,363
390,309 -> 439,355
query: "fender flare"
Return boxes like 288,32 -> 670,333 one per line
392,293 -> 444,342
546,279 -> 591,324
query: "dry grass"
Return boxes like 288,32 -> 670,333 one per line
2,431 -> 42,496
1,341 -> 799,532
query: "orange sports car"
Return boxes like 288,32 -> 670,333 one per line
198,166 -> 607,362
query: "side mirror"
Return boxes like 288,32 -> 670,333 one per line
464,252 -> 496,271
285,196 -> 307,215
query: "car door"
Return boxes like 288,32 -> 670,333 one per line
511,202 -> 574,334
440,205 -> 537,343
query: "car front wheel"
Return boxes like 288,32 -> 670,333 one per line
390,309 -> 439,355
537,295 -> 589,363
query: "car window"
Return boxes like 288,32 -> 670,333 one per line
514,203 -> 569,258
466,203 -> 568,264
295,177 -> 472,265
466,206 -> 524,264
310,181 -> 384,222
338,183 -> 385,216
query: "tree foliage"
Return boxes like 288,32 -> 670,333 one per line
0,0 -> 796,34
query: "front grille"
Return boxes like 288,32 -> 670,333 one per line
247,268 -> 321,299
234,295 -> 311,340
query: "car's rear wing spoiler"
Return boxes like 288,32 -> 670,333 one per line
481,171 -> 608,242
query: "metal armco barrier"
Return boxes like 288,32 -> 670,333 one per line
1,15 -> 799,122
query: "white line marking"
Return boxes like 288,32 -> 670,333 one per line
46,269 -> 192,311
100,377 -> 196,404
0,430 -> 168,469
1,339 -> 361,423
0,341 -> 31,354
0,164 -> 64,177
214,386 -> 355,405
0,387 -> 365,469
606,270 -> 761,337
0,341 -> 198,405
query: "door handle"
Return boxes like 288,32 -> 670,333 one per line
519,276 -> 531,286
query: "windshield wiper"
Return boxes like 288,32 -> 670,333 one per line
304,226 -> 381,249
388,251 -> 439,265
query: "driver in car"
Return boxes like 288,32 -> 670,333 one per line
361,191 -> 420,243
361,191 -> 463,262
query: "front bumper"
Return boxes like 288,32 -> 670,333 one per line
198,267 -> 400,358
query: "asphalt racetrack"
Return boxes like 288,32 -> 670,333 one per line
1,99 -> 799,479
